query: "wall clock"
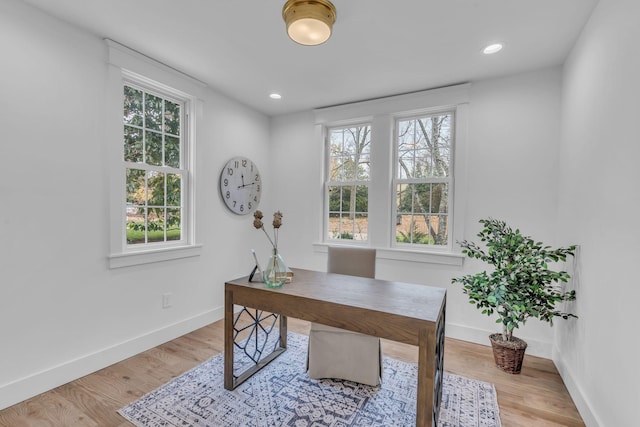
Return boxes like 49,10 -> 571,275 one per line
219,156 -> 262,215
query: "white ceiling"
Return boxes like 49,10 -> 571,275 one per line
20,0 -> 599,117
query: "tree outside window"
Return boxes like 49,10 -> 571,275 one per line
123,84 -> 185,245
395,112 -> 453,247
326,124 -> 371,241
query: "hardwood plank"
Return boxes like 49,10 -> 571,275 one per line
51,381 -> 126,427
0,318 -> 585,426
0,389 -> 100,427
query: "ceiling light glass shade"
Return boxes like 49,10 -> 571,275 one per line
282,0 -> 337,46
483,43 -> 504,54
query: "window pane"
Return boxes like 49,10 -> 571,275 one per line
145,93 -> 163,131
126,207 -> 146,245
147,207 -> 165,243
396,183 -> 409,212
328,185 -> 341,214
413,183 -> 431,214
395,215 -> 449,246
428,215 -> 449,245
164,100 -> 180,135
354,185 -> 368,213
147,171 -> 165,206
329,185 -> 353,215
126,168 -> 146,245
124,125 -> 143,163
397,113 -> 452,179
165,135 -> 180,168
145,131 -> 162,166
327,186 -> 345,240
124,86 -> 143,126
396,215 -> 430,245
126,168 -> 145,204
328,156 -> 343,181
167,208 -> 181,241
396,183 -> 449,215
328,214 -> 369,241
167,173 -> 181,206
329,125 -> 371,182
327,184 -> 368,241
431,183 -> 448,213
358,151 -> 370,180
395,183 -> 448,246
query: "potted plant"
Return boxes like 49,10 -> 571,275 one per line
452,218 -> 577,374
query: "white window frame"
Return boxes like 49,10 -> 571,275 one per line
106,40 -> 202,268
122,77 -> 191,247
392,109 -> 455,251
324,122 -> 372,242
314,84 -> 470,266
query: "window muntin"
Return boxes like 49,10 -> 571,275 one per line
123,83 -> 187,246
394,112 -> 453,247
326,124 -> 371,241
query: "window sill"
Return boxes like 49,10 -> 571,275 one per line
109,244 -> 203,269
312,243 -> 464,266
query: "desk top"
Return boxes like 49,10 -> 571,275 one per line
225,268 -> 446,344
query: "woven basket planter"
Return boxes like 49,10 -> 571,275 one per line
489,333 -> 528,374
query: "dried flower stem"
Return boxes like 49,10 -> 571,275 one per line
253,210 -> 283,250
261,226 -> 276,248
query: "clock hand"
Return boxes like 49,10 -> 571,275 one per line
237,182 -> 257,189
237,173 -> 249,189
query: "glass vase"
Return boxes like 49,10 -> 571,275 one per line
263,248 -> 287,288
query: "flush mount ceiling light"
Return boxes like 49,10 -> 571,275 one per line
282,0 -> 337,46
483,43 -> 504,54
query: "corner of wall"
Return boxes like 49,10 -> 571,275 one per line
552,346 -> 601,427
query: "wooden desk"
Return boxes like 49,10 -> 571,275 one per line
224,268 -> 446,427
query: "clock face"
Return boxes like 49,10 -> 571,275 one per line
220,156 -> 261,215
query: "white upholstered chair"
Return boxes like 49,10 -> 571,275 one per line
306,246 -> 382,386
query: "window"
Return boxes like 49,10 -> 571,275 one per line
326,124 -> 371,241
317,84 -> 468,263
107,39 -> 201,268
394,112 -> 453,247
123,82 -> 187,246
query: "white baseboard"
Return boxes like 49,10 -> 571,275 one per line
0,307 -> 223,411
553,347 -> 600,427
0,314 -> 560,412
445,322 -> 553,359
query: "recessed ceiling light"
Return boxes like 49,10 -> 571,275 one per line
269,93 -> 282,100
483,43 -> 504,55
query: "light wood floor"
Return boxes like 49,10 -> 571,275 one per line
0,318 -> 584,426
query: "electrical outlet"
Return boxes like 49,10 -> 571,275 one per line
162,293 -> 172,309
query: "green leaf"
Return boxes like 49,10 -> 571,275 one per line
451,217 -> 578,333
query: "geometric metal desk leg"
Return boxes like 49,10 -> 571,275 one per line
432,302 -> 446,425
224,288 -> 287,390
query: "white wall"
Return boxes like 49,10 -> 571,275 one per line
271,67 -> 568,358
6,1 -> 635,424
556,0 -> 640,425
0,0 -> 271,409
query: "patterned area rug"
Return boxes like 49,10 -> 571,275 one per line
119,332 -> 500,426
